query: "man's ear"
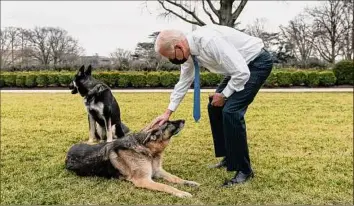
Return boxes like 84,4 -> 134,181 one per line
85,65 -> 92,76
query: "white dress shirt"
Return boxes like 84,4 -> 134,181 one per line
168,24 -> 264,112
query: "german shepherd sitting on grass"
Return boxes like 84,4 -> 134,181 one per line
65,120 -> 200,198
69,65 -> 128,143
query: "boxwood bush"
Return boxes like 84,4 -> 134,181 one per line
16,74 -> 27,87
291,71 -> 307,86
25,74 -> 37,88
146,72 -> 161,87
306,72 -> 320,87
0,69 -> 348,89
333,60 -> 353,85
319,71 -> 336,86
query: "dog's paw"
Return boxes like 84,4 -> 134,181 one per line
183,180 -> 200,187
87,139 -> 98,145
175,191 -> 192,198
87,141 -> 96,145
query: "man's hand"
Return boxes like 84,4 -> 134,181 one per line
150,110 -> 173,128
210,93 -> 226,107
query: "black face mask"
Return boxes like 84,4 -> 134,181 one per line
169,46 -> 188,65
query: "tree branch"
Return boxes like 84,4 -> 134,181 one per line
157,0 -> 203,26
202,0 -> 218,24
231,0 -> 248,21
162,0 -> 206,26
205,0 -> 219,17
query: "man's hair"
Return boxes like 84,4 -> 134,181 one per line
154,30 -> 185,54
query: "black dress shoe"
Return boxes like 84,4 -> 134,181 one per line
222,171 -> 254,187
208,157 -> 227,169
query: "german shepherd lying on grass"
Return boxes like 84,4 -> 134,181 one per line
68,65 -> 128,143
65,120 -> 200,198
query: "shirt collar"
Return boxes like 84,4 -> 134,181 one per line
186,33 -> 199,56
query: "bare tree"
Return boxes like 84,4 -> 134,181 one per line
110,48 -> 132,69
154,0 -> 248,27
0,28 -> 11,68
47,27 -> 82,66
22,26 -> 82,67
24,27 -> 52,66
245,18 -> 279,50
0,27 -> 22,68
279,14 -> 317,66
339,0 -> 353,60
306,0 -> 350,63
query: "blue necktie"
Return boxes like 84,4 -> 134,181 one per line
192,55 -> 200,122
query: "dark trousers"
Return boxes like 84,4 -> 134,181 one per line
207,49 -> 273,173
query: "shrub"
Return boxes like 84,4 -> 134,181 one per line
3,74 -> 17,87
16,74 -> 27,87
263,72 -> 278,87
47,73 -> 59,86
333,60 -> 353,85
117,73 -> 131,88
291,71 -> 307,86
130,73 -> 147,88
160,72 -> 179,87
58,73 -> 72,87
36,74 -> 49,87
306,72 -> 320,87
110,72 -> 120,87
0,76 -> 4,88
94,72 -> 115,87
319,71 -> 336,86
25,74 -> 37,87
146,72 -> 160,87
276,71 -> 292,87
201,72 -> 222,87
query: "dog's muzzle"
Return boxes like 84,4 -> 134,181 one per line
69,81 -> 78,94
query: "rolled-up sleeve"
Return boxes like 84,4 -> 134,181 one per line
167,58 -> 195,111
204,37 -> 250,97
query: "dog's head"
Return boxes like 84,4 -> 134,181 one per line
68,65 -> 93,96
142,120 -> 185,154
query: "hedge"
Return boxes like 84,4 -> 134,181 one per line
333,60 -> 353,85
0,68 -> 346,89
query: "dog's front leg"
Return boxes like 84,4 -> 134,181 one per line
88,114 -> 98,144
131,178 -> 192,198
104,117 -> 113,142
154,169 -> 200,187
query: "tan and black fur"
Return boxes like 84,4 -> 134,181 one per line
65,120 -> 200,198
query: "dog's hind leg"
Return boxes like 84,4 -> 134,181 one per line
131,178 -> 192,198
154,169 -> 200,187
88,114 -> 98,144
96,123 -> 106,141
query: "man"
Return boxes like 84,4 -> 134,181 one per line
150,24 -> 273,187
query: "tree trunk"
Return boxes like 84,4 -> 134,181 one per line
219,0 -> 234,26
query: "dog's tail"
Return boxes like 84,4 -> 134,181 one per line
121,122 -> 130,134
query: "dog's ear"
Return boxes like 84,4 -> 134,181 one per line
143,129 -> 161,144
85,65 -> 92,76
78,65 -> 85,76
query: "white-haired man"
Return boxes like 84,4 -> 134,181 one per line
150,24 -> 273,187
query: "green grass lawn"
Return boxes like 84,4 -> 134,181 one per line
1,92 -> 353,205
